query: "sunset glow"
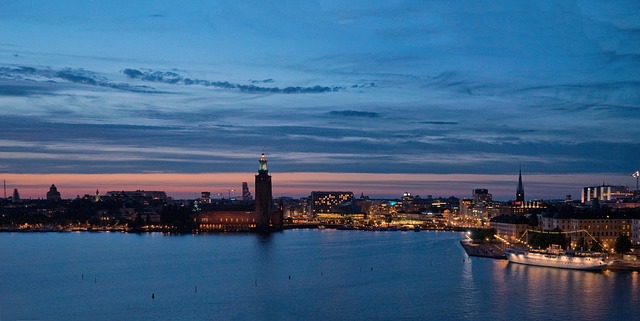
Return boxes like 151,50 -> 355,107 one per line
1,172 -> 625,201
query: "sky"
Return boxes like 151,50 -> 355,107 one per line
1,0 -> 639,200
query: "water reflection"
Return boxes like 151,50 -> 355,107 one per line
0,231 -> 637,321
502,263 -> 620,321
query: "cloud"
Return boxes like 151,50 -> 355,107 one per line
55,70 -> 98,86
351,82 -> 376,88
417,121 -> 459,125
0,65 -> 162,95
0,79 -> 57,96
327,110 -> 379,117
122,68 -> 344,94
250,79 -> 274,84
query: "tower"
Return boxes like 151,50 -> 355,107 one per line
516,167 -> 525,203
255,153 -> 273,230
12,188 -> 20,203
242,181 -> 252,201
46,184 -> 61,201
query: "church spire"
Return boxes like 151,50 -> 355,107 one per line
516,166 -> 525,202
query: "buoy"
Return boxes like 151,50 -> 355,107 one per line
288,275 -> 291,280
152,293 -> 155,300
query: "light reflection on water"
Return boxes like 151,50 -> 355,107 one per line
0,230 -> 637,321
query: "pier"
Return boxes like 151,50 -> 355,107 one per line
460,239 -> 506,259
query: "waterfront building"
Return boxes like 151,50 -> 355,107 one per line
490,214 -> 530,243
198,211 -> 259,231
540,208 -> 637,251
280,197 -> 310,218
46,184 -> 61,201
255,153 -> 279,229
196,153 -> 282,232
309,191 -> 354,217
354,194 -> 372,219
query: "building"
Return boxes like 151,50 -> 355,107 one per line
309,191 -> 354,217
473,189 -> 492,204
11,188 -> 20,203
540,208 -> 638,251
196,153 -> 282,232
255,153 -> 279,229
46,184 -> 61,201
632,219 -> 640,246
459,198 -> 473,219
200,192 -> 211,204
510,168 -> 546,215
490,214 -> 530,243
107,190 -> 168,202
581,185 -> 634,203
198,211 -> 258,231
242,182 -> 252,201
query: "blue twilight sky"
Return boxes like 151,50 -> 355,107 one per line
0,0 -> 639,200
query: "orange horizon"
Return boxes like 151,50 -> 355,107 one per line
0,172 -> 628,200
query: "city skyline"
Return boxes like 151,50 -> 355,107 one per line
1,1 -> 639,200
0,170 -> 633,201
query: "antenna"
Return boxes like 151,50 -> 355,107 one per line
3,180 -> 5,199
261,146 -> 267,154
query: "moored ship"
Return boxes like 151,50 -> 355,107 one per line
505,244 -> 610,271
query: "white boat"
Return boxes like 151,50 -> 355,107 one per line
505,244 -> 610,271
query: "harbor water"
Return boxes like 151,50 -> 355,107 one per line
0,230 -> 638,320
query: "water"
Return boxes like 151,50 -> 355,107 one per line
0,230 -> 638,321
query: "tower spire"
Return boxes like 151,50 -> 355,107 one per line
516,166 -> 524,202
258,152 -> 268,174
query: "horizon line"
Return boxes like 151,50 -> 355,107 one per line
1,172 -> 635,201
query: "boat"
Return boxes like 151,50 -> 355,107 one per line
505,244 -> 610,271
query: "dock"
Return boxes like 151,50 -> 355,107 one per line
606,260 -> 640,272
460,240 -> 506,259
